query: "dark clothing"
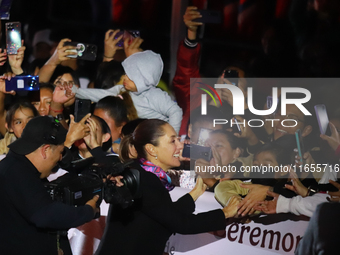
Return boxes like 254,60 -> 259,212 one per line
96,161 -> 226,255
295,202 -> 340,255
0,151 -> 94,255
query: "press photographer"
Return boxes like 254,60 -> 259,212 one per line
0,116 -> 99,255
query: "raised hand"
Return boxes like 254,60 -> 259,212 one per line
189,176 -> 207,201
83,117 -> 102,149
8,40 -> 25,74
124,37 -> 143,58
64,114 -> 91,148
183,6 -> 203,40
103,29 -> 124,61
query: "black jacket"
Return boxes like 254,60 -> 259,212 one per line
96,160 -> 226,255
0,151 -> 95,255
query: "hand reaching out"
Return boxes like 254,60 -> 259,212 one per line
222,196 -> 241,218
285,169 -> 308,197
52,82 -> 75,104
237,183 -> 269,216
254,190 -> 279,214
189,176 -> 207,201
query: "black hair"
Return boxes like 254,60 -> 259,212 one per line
94,60 -> 125,89
189,105 -> 230,135
121,118 -> 146,137
6,101 -> 39,130
91,115 -> 112,152
27,82 -> 55,103
95,96 -> 128,127
209,129 -> 246,156
254,142 -> 293,167
50,66 -> 80,86
120,119 -> 167,162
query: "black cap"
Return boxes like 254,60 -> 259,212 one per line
8,116 -> 67,155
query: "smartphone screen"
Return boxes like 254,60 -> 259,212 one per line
197,128 -> 212,146
314,104 -> 331,135
6,22 -> 21,54
295,129 -> 305,165
232,117 -> 241,133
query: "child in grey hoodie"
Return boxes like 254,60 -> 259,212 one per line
73,50 -> 183,133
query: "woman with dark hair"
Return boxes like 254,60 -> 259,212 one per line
94,96 -> 129,153
0,101 -> 39,154
96,119 -> 239,255
72,115 -> 112,160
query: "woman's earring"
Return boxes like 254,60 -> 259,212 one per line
155,155 -> 158,160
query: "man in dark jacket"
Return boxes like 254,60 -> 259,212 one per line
0,116 -> 99,255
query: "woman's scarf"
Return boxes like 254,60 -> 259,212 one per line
139,158 -> 174,191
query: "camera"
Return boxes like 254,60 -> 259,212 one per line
45,159 -> 141,211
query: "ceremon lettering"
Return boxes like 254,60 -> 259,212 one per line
226,223 -> 303,253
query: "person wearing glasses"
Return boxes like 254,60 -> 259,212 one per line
0,116 -> 99,255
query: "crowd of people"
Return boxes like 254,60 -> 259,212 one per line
1,0 -> 340,254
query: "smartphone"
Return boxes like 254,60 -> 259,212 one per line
232,117 -> 241,133
182,143 -> 212,161
194,10 -> 222,24
64,42 -> 97,61
295,129 -> 305,165
74,99 -> 92,122
314,104 -> 331,136
114,30 -> 140,47
197,128 -> 212,146
6,21 -> 21,54
224,69 -> 238,86
5,75 -> 39,91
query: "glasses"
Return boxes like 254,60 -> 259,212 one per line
274,112 -> 304,125
55,78 -> 75,87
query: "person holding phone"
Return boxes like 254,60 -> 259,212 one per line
172,6 -> 247,136
96,119 -> 240,255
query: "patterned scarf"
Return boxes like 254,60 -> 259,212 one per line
139,158 -> 174,191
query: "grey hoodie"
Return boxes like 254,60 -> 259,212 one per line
73,50 -> 182,133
